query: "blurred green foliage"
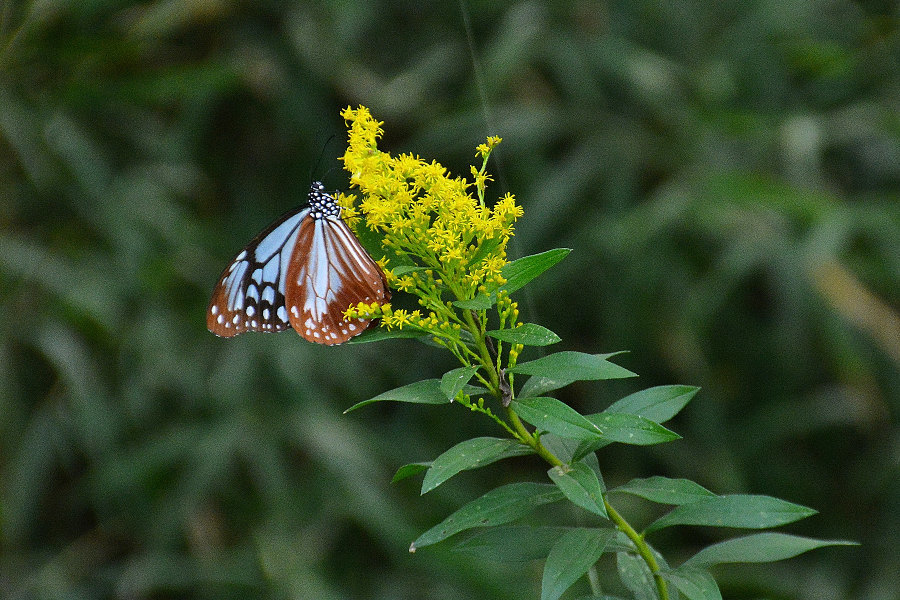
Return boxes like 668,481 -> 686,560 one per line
1,1 -> 897,598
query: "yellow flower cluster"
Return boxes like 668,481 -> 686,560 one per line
338,106 -> 523,338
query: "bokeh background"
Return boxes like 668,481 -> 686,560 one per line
1,1 -> 897,599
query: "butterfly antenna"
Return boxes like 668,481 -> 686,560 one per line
309,133 -> 338,184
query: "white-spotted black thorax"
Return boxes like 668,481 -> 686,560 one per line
308,182 -> 341,219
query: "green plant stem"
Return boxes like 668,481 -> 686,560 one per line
504,406 -> 562,466
463,308 -> 669,600
605,500 -> 669,600
586,565 -> 601,595
508,408 -> 668,598
463,310 -> 499,393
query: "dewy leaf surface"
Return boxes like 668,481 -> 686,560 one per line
604,385 -> 700,423
411,483 -> 564,550
646,495 -> 817,533
547,462 -> 608,518
421,437 -> 532,494
440,365 -> 480,400
612,476 -> 716,505
511,397 -> 604,442
486,323 -> 561,346
515,352 -> 637,398
541,528 -> 615,600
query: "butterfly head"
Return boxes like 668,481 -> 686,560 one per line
308,181 -> 341,219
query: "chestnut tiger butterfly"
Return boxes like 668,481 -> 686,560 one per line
207,182 -> 390,345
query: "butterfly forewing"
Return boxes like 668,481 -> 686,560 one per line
285,215 -> 390,345
207,208 -> 310,337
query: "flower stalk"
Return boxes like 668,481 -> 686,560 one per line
339,105 -> 669,600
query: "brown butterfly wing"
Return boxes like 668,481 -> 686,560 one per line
285,215 -> 390,345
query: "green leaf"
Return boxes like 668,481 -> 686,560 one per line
343,379 -> 449,413
421,437 -> 532,494
499,248 -> 571,294
390,265 -> 429,276
410,483 -> 564,550
616,551 -> 657,600
541,528 -> 615,600
511,397 -> 604,442
487,323 -> 561,346
453,526 -> 570,562
440,365 -> 480,401
571,413 -> 680,460
580,452 -> 606,493
588,413 -> 681,446
515,352 -> 637,398
392,462 -> 430,483
682,533 -> 858,568
453,294 -> 496,310
348,326 -> 430,344
611,477 -> 717,505
467,232 -> 505,267
604,385 -> 699,423
663,568 -> 722,600
547,462 -> 608,518
646,495 -> 817,534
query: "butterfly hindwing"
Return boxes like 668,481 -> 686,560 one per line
285,215 -> 390,345
207,207 -> 310,337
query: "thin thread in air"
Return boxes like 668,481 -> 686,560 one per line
458,0 -> 541,337
458,0 -> 507,195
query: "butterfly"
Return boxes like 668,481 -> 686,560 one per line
207,182 -> 390,345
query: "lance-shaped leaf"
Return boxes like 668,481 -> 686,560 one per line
571,413 -> 680,460
541,528 -> 615,600
410,483 -> 564,551
663,568 -> 722,600
421,437 -> 533,494
392,462 -> 430,483
453,526 -> 571,562
604,385 -> 699,424
390,265 -> 429,276
646,495 -> 817,534
617,551 -> 658,600
511,397 -> 604,442
682,533 -> 858,568
548,462 -> 608,518
467,231 -> 505,267
453,294 -> 496,310
500,248 -> 571,295
612,476 -> 716,506
515,352 -> 637,398
589,413 -> 680,445
348,327 -> 430,344
487,323 -> 561,346
344,379 -> 449,413
440,365 -> 480,401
